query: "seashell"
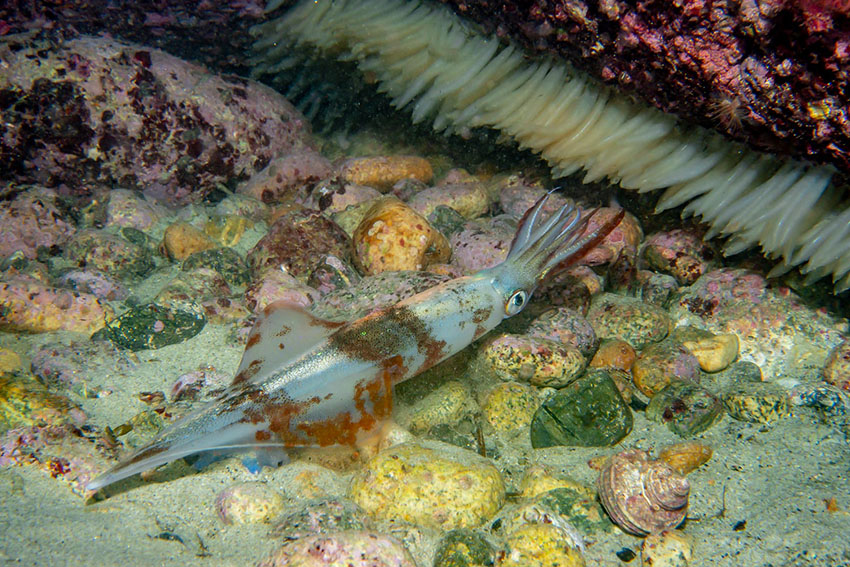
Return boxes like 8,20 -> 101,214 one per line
597,449 -> 690,536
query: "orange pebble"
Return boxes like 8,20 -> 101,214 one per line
590,339 -> 636,371
162,222 -> 217,261
658,441 -> 713,475
339,156 -> 433,192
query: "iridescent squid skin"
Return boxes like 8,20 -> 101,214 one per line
86,193 -> 623,492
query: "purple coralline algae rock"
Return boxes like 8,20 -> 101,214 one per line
259,531 -> 416,567
450,216 -> 516,274
63,229 -> 154,280
0,187 -> 75,260
104,188 -> 167,231
527,307 -> 599,357
56,270 -> 129,301
238,149 -> 334,205
643,229 -> 716,285
248,206 -> 352,282
0,35 -> 312,204
245,268 -> 322,314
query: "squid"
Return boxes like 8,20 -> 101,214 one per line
86,192 -> 623,492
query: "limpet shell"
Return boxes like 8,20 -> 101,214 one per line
597,449 -> 690,536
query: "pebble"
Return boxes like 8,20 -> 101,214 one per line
449,216 -> 516,273
156,267 -> 232,306
0,279 -> 113,334
348,442 -> 505,530
519,464 -> 595,500
181,247 -> 251,288
580,208 -> 643,266
92,302 -> 206,351
641,529 -> 694,567
498,183 -> 562,218
681,332 -> 739,372
631,340 -> 701,397
203,215 -> 255,248
248,206 -> 351,280
339,155 -> 433,192
532,487 -> 613,534
433,529 -> 496,567
0,373 -> 81,434
823,340 -> 850,392
645,380 -> 724,437
530,369 -> 633,448
643,229 -> 715,285
402,381 -> 477,433
57,270 -> 129,301
407,181 -> 490,220
500,523 -> 586,567
722,381 -> 790,424
482,382 -> 540,432
587,293 -> 671,349
307,254 -> 362,295
215,194 -> 270,221
0,187 -> 75,260
480,334 -> 586,388
244,268 -> 321,313
306,179 -> 384,215
259,531 -> 416,567
353,197 -> 451,274
527,307 -> 599,358
638,272 -> 680,307
0,349 -> 22,374
269,498 -> 367,539
64,229 -> 155,280
105,188 -> 165,231
215,481 -> 285,525
658,441 -> 713,475
237,148 -> 333,204
702,360 -> 763,392
589,339 -> 637,371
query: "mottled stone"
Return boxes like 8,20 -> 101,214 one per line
482,382 -> 540,432
244,268 -> 321,313
0,279 -> 113,333
823,339 -> 850,392
93,302 -> 205,351
643,229 -> 715,285
646,381 -> 724,437
156,267 -> 232,306
238,149 -> 333,204
338,155 -> 433,191
57,269 -> 129,301
501,523 -> 586,567
307,254 -> 361,295
641,529 -> 694,567
675,328 -> 739,372
527,307 -> 599,357
433,529 -> 496,567
64,229 -> 154,280
259,531 -> 416,567
0,349 -> 22,375
632,340 -> 701,397
0,187 -> 75,260
639,272 -> 680,308
402,381 -> 477,433
701,360 -> 763,392
348,442 -> 505,529
408,181 -> 490,220
587,293 -> 671,349
480,334 -> 586,388
589,339 -> 637,371
203,215 -> 255,247
722,381 -> 790,424
0,374 -> 81,435
580,208 -> 643,267
449,216 -> 515,274
181,247 -> 250,287
658,442 -> 713,476
534,487 -> 613,534
269,498 -> 367,539
215,482 -> 285,525
518,465 -> 595,500
105,188 -> 165,231
353,197 -> 451,274
530,370 -> 633,448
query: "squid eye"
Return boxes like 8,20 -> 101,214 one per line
505,289 -> 528,316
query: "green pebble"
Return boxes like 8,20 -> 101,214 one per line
646,380 -> 724,437
530,369 -> 633,448
433,529 -> 495,567
722,381 -> 790,424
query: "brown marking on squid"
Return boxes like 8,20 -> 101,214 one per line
274,324 -> 292,337
472,307 -> 491,324
231,358 -> 264,385
245,331 -> 262,349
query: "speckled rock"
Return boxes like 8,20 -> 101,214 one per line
155,267 -> 232,306
0,187 -> 75,261
93,302 -> 205,351
675,329 -> 740,373
353,197 -> 450,274
182,247 -> 250,287
0,374 -> 82,435
311,271 -> 449,321
646,380 -> 724,437
215,482 -> 285,525
587,294 -> 671,350
215,194 -> 270,221
402,381 -> 477,433
0,349 -> 22,374
407,182 -> 489,220
671,269 -> 843,381
0,35 -> 311,205
64,229 -> 154,280
533,487 -> 613,534
57,269 -> 129,301
527,308 -> 599,358
433,529 -> 496,567
589,339 -> 637,371
658,442 -> 713,476
270,498 -> 368,539
789,383 -> 850,438
641,529 -> 694,567
349,442 -> 505,530
823,340 -> 850,392
30,339 -> 127,394
307,254 -> 361,296
482,382 -> 540,432
722,381 -> 790,424
449,216 -> 516,273
500,523 -> 586,567
480,334 -> 586,388
0,279 -> 113,333
643,229 -> 715,285
338,155 -> 433,192
580,207 -> 643,266
248,206 -> 351,281
638,272 -> 680,307
238,149 -> 333,204
305,181 -> 384,216
702,360 -> 763,392
203,215 -> 255,248
631,340 -> 701,398
530,369 -> 633,448
105,189 -> 165,230
269,461 -> 350,502
245,268 -> 321,313
258,531 -> 417,567
497,184 -> 566,218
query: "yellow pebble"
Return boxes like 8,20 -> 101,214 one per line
162,221 -> 218,261
682,333 -> 739,372
658,441 -> 713,475
519,464 -> 595,500
339,155 -> 433,192
483,382 -> 540,432
502,524 -> 586,567
0,349 -> 22,374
